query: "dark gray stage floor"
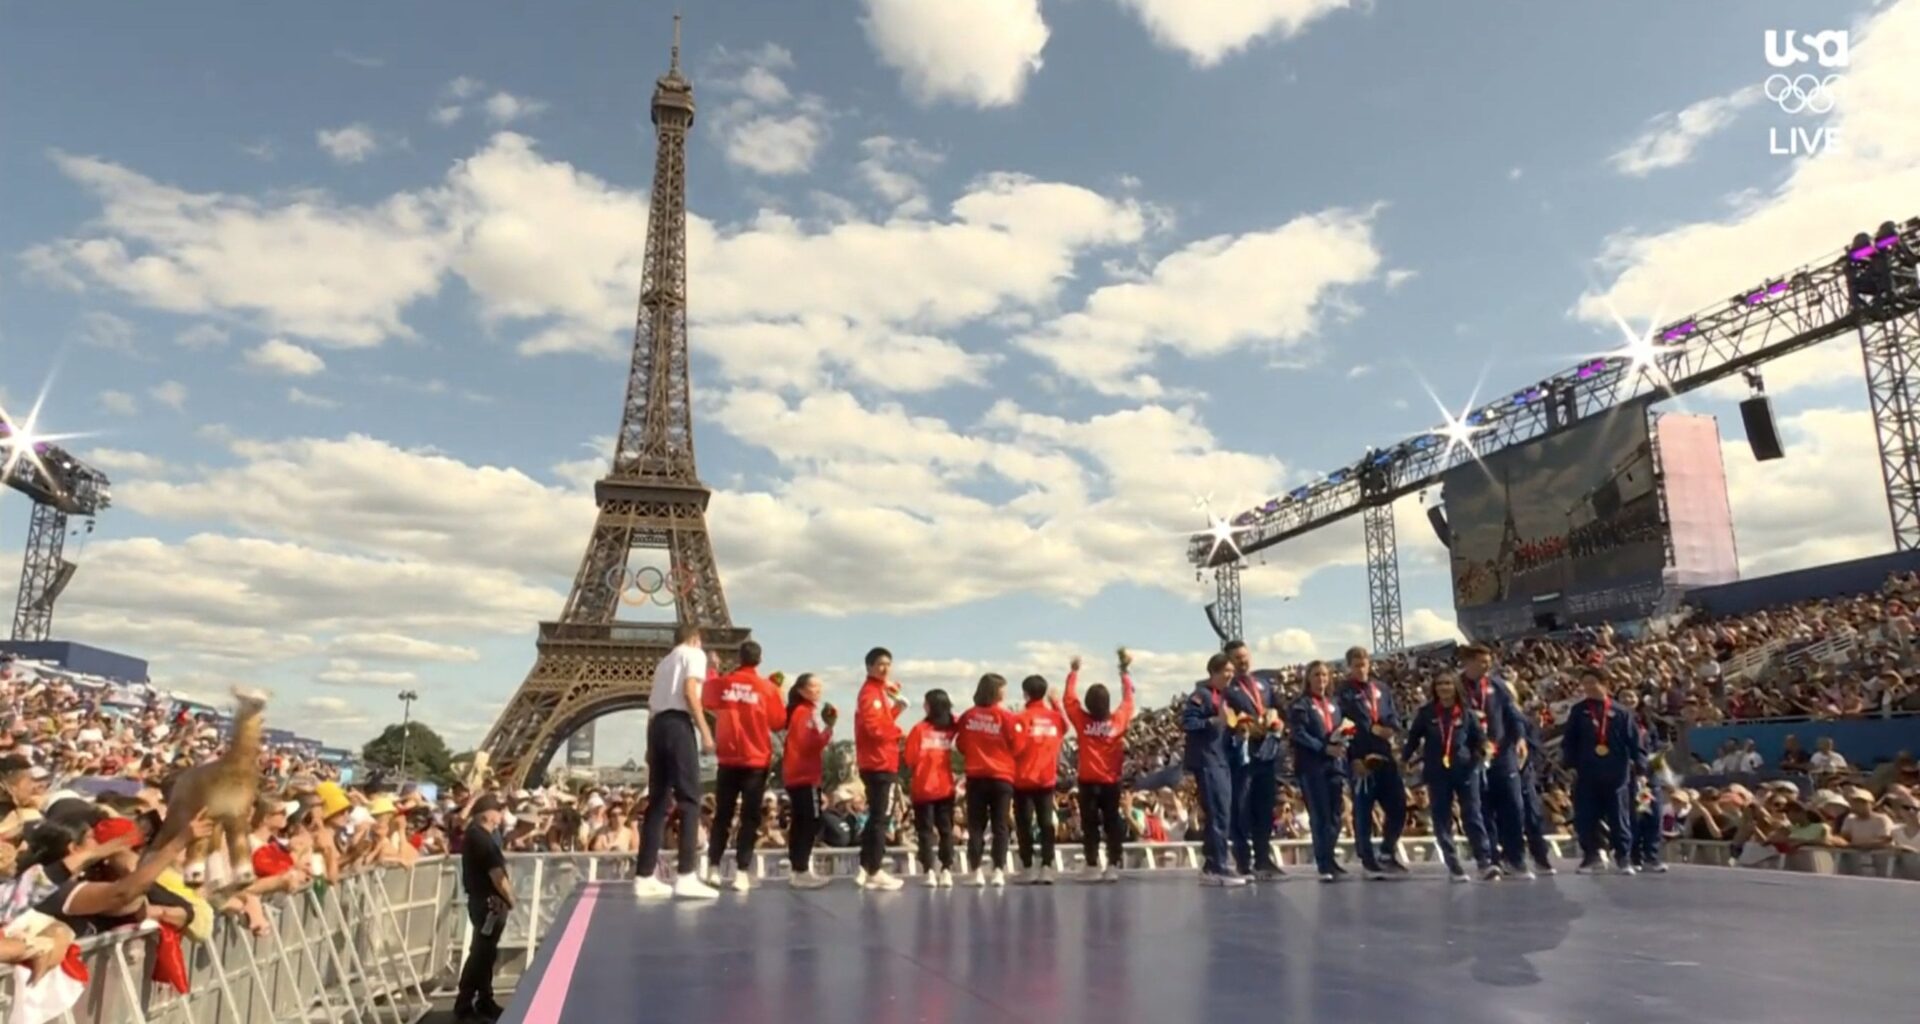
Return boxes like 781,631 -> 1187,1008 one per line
502,867 -> 1917,1024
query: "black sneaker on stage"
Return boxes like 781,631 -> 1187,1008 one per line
1576,857 -> 1603,874
1383,858 -> 1411,875
1532,858 -> 1556,876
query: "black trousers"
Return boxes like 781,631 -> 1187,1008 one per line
455,901 -> 501,1013
787,784 -> 820,872
636,711 -> 700,877
965,777 -> 1013,871
1078,781 -> 1124,868
859,772 -> 895,875
913,798 -> 956,871
708,765 -> 770,871
1013,788 -> 1056,870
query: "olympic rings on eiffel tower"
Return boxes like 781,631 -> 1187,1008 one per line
604,565 -> 698,606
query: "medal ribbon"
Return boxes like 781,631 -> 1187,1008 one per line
1238,677 -> 1265,717
1439,703 -> 1461,764
1313,695 -> 1336,735
1589,696 -> 1611,752
1353,680 -> 1379,725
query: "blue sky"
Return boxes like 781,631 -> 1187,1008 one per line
2,0 -> 1912,764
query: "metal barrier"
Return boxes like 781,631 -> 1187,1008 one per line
1666,839 -> 1920,879
0,862 -> 466,1024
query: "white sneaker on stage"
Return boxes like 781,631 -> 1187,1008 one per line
633,876 -> 672,900
728,872 -> 752,893
921,872 -> 941,888
1219,873 -> 1249,888
673,874 -> 720,900
867,870 -> 904,892
855,870 -> 872,890
789,871 -> 830,890
966,868 -> 988,887
936,869 -> 955,888
1037,866 -> 1057,885
989,868 -> 1007,888
1077,866 -> 1104,883
1101,865 -> 1121,884
1615,864 -> 1638,876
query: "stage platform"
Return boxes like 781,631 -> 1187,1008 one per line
499,866 -> 1917,1024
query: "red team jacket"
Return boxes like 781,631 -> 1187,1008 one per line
1013,699 -> 1068,791
701,667 -> 786,769
1062,670 -> 1135,785
904,721 -> 959,802
783,699 -> 833,788
855,677 -> 904,774
956,705 -> 1020,781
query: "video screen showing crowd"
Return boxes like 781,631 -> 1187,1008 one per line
629,626 -> 1655,900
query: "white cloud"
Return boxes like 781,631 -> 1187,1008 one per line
99,390 -> 139,416
148,379 -> 187,412
1113,0 -> 1354,66
1609,86 -> 1761,177
316,658 -> 418,689
482,91 -> 548,125
286,387 -> 339,409
175,323 -> 229,349
1405,607 -> 1464,645
860,0 -> 1048,108
316,123 -> 379,164
299,696 -> 370,728
82,448 -> 169,475
710,46 -> 828,177
329,632 -> 480,663
244,338 -> 326,377
76,311 -> 137,353
27,151 -> 448,347
857,136 -> 943,213
1722,407 -> 1890,574
1384,268 -> 1418,290
1018,207 -> 1384,395
1577,0 -> 1920,396
447,76 -> 484,101
431,105 -> 464,126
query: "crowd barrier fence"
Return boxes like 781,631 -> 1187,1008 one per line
7,833 -> 1912,1024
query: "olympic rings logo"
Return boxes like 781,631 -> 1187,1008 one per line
1764,74 -> 1840,115
604,566 -> 698,607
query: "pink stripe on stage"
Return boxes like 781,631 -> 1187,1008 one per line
520,884 -> 601,1024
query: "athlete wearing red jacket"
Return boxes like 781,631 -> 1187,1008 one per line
699,643 -> 785,888
904,690 -> 960,886
781,674 -> 835,889
1011,675 -> 1068,883
956,674 -> 1018,885
852,647 -> 907,890
1065,652 -> 1136,881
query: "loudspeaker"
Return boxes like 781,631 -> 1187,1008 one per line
1426,505 -> 1452,548
1740,395 -> 1785,461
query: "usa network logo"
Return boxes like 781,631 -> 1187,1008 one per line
1764,29 -> 1847,157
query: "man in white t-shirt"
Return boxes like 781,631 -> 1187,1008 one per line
1809,737 -> 1849,776
634,624 -> 720,901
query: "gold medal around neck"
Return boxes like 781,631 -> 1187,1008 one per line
1596,744 -> 1611,756
1442,754 -> 1452,769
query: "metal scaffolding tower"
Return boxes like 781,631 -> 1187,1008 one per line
1362,503 -> 1404,653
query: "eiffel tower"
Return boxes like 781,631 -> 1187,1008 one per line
480,18 -> 749,787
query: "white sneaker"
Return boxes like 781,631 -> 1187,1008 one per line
855,870 -> 872,890
1037,866 -> 1057,885
867,870 -> 904,892
1199,872 -> 1223,887
989,868 -> 1007,888
1615,864 -> 1638,876
1449,869 -> 1470,884
936,869 -> 955,888
728,871 -> 752,893
702,864 -> 724,886
1009,867 -> 1033,885
966,868 -> 988,887
1077,865 -> 1105,883
921,871 -> 941,888
1219,873 -> 1249,888
790,871 -> 830,890
1514,867 -> 1536,881
633,876 -> 672,899
1101,865 -> 1121,883
673,874 -> 719,900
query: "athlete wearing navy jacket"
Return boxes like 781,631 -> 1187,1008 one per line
1404,674 -> 1496,881
1561,666 -> 1646,874
1460,645 -> 1530,879
1336,646 -> 1408,879
1288,660 -> 1347,882
1223,640 -> 1284,880
1181,653 -> 1244,886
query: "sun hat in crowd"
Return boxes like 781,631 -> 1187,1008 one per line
367,795 -> 397,817
1812,789 -> 1849,812
315,781 -> 352,820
